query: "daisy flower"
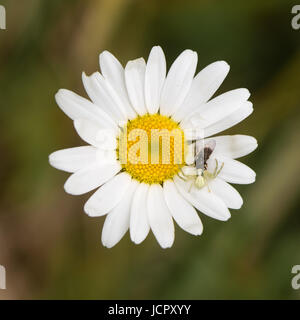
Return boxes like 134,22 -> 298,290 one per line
49,46 -> 257,248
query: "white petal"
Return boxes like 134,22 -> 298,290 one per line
125,58 -> 147,115
74,119 -> 117,150
202,101 -> 253,138
181,166 -> 197,176
160,50 -> 198,116
145,46 -> 166,114
173,61 -> 230,122
84,172 -> 132,217
99,50 -> 137,120
130,183 -> 150,244
147,184 -> 174,248
163,180 -> 203,235
82,72 -> 126,123
174,175 -> 231,221
181,88 -> 250,129
101,180 -> 139,248
49,146 -> 97,173
183,126 -> 206,141
208,155 -> 256,184
205,135 -> 258,159
55,89 -> 116,128
64,161 -> 121,195
208,177 -> 243,209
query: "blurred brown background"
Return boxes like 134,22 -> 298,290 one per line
0,0 -> 300,299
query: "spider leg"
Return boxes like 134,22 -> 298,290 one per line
179,172 -> 195,183
213,159 -> 219,176
178,175 -> 187,181
178,166 -> 187,180
207,183 -> 211,193
216,162 -> 224,176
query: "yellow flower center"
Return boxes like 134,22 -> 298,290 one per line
118,114 -> 186,184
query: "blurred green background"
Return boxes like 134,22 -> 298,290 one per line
0,0 -> 300,299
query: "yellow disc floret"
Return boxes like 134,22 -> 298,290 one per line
117,114 -> 186,184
